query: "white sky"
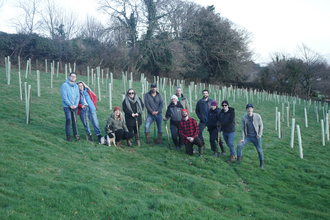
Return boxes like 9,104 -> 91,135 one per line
1,0 -> 330,64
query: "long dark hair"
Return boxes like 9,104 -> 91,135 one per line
126,88 -> 136,97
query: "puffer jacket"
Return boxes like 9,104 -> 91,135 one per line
77,88 -> 98,115
195,98 -> 213,123
219,107 -> 235,133
208,107 -> 221,131
105,113 -> 128,133
165,102 -> 184,126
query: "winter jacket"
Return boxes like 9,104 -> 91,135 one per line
122,97 -> 144,127
208,107 -> 222,131
77,88 -> 98,115
105,113 -> 128,133
219,107 -> 235,133
195,98 -> 213,123
165,102 -> 184,126
241,113 -> 263,139
176,93 -> 189,111
61,79 -> 79,107
144,91 -> 164,115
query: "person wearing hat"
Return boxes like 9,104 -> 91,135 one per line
236,104 -> 264,169
163,95 -> 184,150
219,100 -> 237,163
207,100 -> 225,156
195,89 -> 214,146
105,106 -> 133,148
179,109 -> 204,156
77,81 -> 102,143
144,83 -> 164,144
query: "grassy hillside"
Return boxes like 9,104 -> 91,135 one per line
0,67 -> 329,219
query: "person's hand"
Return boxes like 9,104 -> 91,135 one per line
70,105 -> 77,109
132,113 -> 135,117
152,111 -> 157,115
135,113 -> 139,117
163,117 -> 167,121
81,105 -> 85,109
187,137 -> 194,142
239,139 -> 245,144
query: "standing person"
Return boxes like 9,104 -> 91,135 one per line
195,89 -> 213,146
219,100 -> 237,163
61,72 -> 79,142
163,95 -> 184,150
122,88 -> 144,147
207,101 -> 225,156
175,87 -> 189,112
144,83 -> 164,144
76,81 -> 102,143
179,109 -> 204,157
236,104 -> 264,169
105,106 -> 133,148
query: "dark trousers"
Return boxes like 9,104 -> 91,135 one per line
209,128 -> 223,152
115,129 -> 134,142
127,125 -> 139,135
185,136 -> 204,156
198,122 -> 208,143
170,124 -> 183,147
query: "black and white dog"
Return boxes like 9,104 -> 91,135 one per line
99,125 -> 116,147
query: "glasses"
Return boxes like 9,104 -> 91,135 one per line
129,92 -> 134,95
222,105 -> 228,107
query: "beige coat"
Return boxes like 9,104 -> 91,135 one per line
241,113 -> 263,139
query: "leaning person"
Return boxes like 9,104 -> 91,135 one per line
163,95 -> 184,150
77,81 -> 102,143
179,109 -> 204,157
122,88 -> 144,147
60,72 -> 79,142
105,106 -> 134,148
207,101 -> 225,156
236,104 -> 264,169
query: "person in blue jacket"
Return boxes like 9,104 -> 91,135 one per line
61,72 -> 79,142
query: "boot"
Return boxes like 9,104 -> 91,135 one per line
198,145 -> 204,157
145,132 -> 151,144
67,136 -> 73,142
116,140 -> 124,149
227,155 -> 237,163
210,142 -> 218,156
134,133 -> 139,144
157,132 -> 163,145
260,160 -> 264,169
219,141 -> 226,155
127,139 -> 132,147
89,134 -> 94,142
235,156 -> 243,164
97,135 -> 102,143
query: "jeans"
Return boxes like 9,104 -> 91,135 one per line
198,122 -> 208,143
223,132 -> 236,156
63,107 -> 77,137
79,106 -> 101,136
170,124 -> 183,147
145,113 -> 163,133
237,136 -> 264,160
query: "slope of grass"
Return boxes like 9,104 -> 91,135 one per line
0,67 -> 329,219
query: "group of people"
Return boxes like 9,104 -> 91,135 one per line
61,73 -> 265,168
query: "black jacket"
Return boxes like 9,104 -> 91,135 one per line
195,98 -> 213,123
122,97 -> 144,127
208,107 -> 221,131
219,107 -> 235,133
165,102 -> 183,126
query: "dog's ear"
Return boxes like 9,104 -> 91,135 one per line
108,133 -> 114,138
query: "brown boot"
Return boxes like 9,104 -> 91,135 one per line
116,140 -> 124,149
157,132 -> 163,145
145,132 -> 150,144
67,136 -> 73,142
227,155 -> 237,163
134,133 -> 139,144
127,139 -> 132,147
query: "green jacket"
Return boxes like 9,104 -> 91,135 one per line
176,93 -> 189,111
105,113 -> 128,133
241,113 -> 263,139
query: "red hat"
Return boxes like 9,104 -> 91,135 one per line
114,106 -> 121,112
181,109 -> 189,114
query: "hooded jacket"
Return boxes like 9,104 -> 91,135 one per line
165,101 -> 184,126
105,113 -> 128,133
61,79 -> 79,107
77,88 -> 98,115
219,107 -> 235,133
208,107 -> 222,131
144,91 -> 164,115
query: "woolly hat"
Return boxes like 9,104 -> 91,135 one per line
171,95 -> 178,101
114,106 -> 121,112
181,109 -> 189,114
221,100 -> 229,106
211,100 -> 218,106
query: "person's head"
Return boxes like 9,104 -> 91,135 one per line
222,100 -> 229,111
127,88 -> 136,99
246,103 -> 254,115
181,109 -> 189,118
211,100 -> 218,110
176,87 -> 183,96
77,82 -> 84,91
202,89 -> 209,98
150,83 -> 157,93
171,95 -> 178,105
114,106 -> 121,116
69,72 -> 76,82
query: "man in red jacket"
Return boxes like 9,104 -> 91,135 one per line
179,109 -> 204,157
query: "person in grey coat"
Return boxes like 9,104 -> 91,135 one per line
236,104 -> 264,169
175,87 -> 189,112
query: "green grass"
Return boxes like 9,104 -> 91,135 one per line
0,67 -> 329,219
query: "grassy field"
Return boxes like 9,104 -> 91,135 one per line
0,66 -> 329,219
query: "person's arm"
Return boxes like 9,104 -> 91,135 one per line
195,101 -> 201,119
164,106 -> 171,120
258,115 -> 263,138
122,99 -> 132,115
144,93 -> 153,114
241,116 -> 246,141
61,84 -> 72,107
74,86 -> 79,107
157,94 -> 164,113
140,97 -> 145,111
191,119 -> 199,139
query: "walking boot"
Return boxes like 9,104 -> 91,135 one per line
89,134 -> 94,142
116,140 -> 124,149
145,132 -> 151,144
219,141 -> 226,155
97,135 -> 102,143
127,139 -> 133,147
226,155 -> 237,163
157,132 -> 163,145
67,136 -> 73,142
235,156 -> 243,164
134,133 -> 139,144
260,160 -> 264,169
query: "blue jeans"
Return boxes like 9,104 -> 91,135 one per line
237,136 -> 264,160
223,132 -> 236,156
63,107 -> 77,137
79,106 -> 101,136
145,113 -> 162,133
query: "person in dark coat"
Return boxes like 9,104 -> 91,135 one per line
122,88 -> 144,147
163,95 -> 184,150
207,100 -> 225,156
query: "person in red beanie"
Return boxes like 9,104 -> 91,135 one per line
179,109 -> 204,156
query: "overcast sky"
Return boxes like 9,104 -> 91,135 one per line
0,0 -> 329,64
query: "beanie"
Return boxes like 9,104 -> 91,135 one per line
114,106 -> 121,112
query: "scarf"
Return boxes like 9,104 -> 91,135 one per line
125,94 -> 143,115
